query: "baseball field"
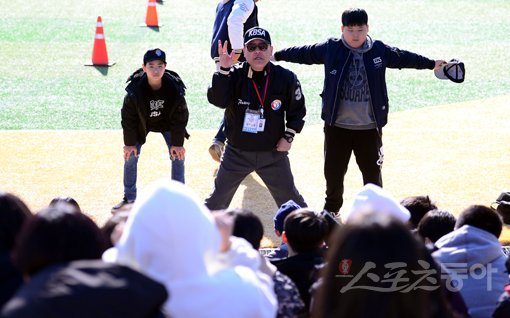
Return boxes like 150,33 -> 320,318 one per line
1,0 -> 509,242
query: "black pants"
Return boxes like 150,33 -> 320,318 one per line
323,125 -> 383,213
205,145 -> 307,210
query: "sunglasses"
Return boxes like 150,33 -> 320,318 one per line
245,42 -> 269,52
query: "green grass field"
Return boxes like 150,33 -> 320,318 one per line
1,0 -> 509,129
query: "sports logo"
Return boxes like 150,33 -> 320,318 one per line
373,56 -> 382,69
247,28 -> 266,37
271,99 -> 282,110
338,259 -> 352,275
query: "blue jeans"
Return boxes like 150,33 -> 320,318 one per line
123,131 -> 185,201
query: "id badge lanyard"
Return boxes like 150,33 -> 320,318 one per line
252,67 -> 270,132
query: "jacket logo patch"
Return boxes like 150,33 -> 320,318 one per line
271,99 -> 282,111
373,57 -> 382,69
330,70 -> 337,75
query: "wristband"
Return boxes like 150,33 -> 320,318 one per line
283,131 -> 295,143
218,66 -> 230,75
232,49 -> 243,54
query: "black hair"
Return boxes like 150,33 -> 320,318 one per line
101,211 -> 130,249
341,8 -> 368,26
13,204 -> 106,276
0,192 -> 32,252
49,196 -> 81,211
312,213 -> 441,318
228,208 -> 264,250
417,209 -> 456,243
400,195 -> 437,229
284,209 -> 328,253
456,205 -> 503,238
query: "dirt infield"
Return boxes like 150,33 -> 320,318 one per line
1,95 -> 509,243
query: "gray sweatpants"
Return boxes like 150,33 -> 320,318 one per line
205,144 -> 307,210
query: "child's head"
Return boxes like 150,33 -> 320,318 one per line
400,195 -> 437,229
273,200 -> 301,237
142,48 -> 167,81
341,8 -> 369,49
341,8 -> 368,27
282,208 -> 328,254
227,208 -> 264,250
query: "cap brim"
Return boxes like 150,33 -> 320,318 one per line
244,38 -> 271,45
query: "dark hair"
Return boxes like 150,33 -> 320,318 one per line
313,213 -> 436,318
49,196 -> 81,211
13,205 -> 106,276
0,192 -> 32,252
417,209 -> 456,243
284,209 -> 328,253
101,211 -> 130,249
341,8 -> 368,26
228,208 -> 264,250
400,195 -> 437,229
456,205 -> 503,238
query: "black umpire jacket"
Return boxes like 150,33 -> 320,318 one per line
207,62 -> 306,151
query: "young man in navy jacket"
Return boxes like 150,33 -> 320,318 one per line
274,8 -> 446,214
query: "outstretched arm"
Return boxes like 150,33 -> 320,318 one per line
274,40 -> 329,65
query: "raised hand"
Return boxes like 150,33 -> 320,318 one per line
218,40 -> 234,69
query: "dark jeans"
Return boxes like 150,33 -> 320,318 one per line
205,145 -> 307,210
123,131 -> 185,201
323,125 -> 383,213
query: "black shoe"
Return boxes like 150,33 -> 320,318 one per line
111,199 -> 134,213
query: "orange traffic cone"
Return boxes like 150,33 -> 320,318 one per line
144,0 -> 162,27
85,16 -> 115,66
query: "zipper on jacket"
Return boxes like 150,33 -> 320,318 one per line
330,51 -> 352,126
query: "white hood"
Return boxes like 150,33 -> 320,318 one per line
109,179 -> 277,318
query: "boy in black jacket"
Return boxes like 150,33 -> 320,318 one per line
112,48 -> 189,212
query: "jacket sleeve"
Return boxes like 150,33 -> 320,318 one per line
169,94 -> 189,147
227,0 -> 255,51
383,43 -> 436,70
285,72 -> 306,133
121,94 -> 139,146
274,40 -> 329,65
207,71 -> 235,109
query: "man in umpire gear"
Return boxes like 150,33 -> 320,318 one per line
205,27 -> 307,210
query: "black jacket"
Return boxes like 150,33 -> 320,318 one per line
0,253 -> 22,310
271,249 -> 324,311
207,62 -> 306,151
121,68 -> 189,147
1,260 -> 169,318
275,38 -> 435,129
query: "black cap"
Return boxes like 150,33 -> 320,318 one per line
244,27 -> 271,45
143,48 -> 166,64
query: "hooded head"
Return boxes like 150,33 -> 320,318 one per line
342,184 -> 410,223
114,179 -> 220,283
